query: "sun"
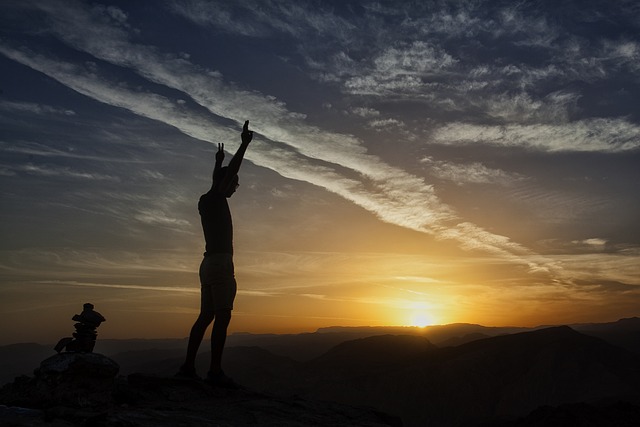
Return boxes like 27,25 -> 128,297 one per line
410,313 -> 434,328
399,300 -> 440,328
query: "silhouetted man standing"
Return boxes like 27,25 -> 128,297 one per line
179,120 -> 253,388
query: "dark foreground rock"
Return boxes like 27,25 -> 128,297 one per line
0,366 -> 400,427
482,401 -> 640,427
1,352 -> 119,410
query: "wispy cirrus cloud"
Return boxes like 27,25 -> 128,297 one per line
0,100 -> 75,115
4,0 -> 638,278
36,280 -> 198,294
0,42 -> 441,218
171,0 -> 640,153
431,119 -> 640,152
133,209 -> 191,228
170,0 -> 356,39
501,184 -> 612,224
420,157 -> 526,186
1,0 -> 639,342
0,1 -> 568,274
17,163 -> 120,181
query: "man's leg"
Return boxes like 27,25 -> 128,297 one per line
209,309 -> 231,374
182,311 -> 214,374
181,258 -> 215,376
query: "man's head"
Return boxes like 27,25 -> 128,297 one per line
215,166 -> 239,198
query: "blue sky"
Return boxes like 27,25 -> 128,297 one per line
1,0 -> 639,343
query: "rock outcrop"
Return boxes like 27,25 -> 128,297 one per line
0,352 -> 119,410
0,353 -> 399,426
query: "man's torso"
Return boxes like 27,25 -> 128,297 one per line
199,191 -> 233,255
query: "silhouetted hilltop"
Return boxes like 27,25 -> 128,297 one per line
572,316 -> 640,331
94,338 -> 189,355
573,317 -> 640,354
221,326 -> 640,427
424,326 -> 640,418
438,332 -> 491,347
0,343 -> 53,386
3,322 -> 639,426
104,348 -> 185,375
3,319 -> 639,425
4,317 -> 640,386
312,334 -> 436,370
317,324 -> 531,345
226,330 -> 380,361
226,346 -> 306,393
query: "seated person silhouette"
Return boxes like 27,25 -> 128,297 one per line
54,303 -> 106,353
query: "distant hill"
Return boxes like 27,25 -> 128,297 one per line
219,326 -> 640,427
438,332 -> 491,347
573,317 -> 640,354
312,334 -> 436,371
317,324 -> 531,345
94,338 -> 188,356
0,343 -> 53,385
429,326 -> 640,416
3,320 -> 639,426
223,323 -> 530,361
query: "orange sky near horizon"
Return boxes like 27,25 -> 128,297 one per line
1,1 -> 640,346
2,242 -> 636,345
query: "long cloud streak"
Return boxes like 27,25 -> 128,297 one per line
0,1 -> 564,273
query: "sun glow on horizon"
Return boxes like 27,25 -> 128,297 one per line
400,299 -> 441,328
409,313 -> 435,328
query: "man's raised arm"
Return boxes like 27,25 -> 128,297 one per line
226,120 -> 253,178
212,143 -> 224,184
213,120 -> 253,194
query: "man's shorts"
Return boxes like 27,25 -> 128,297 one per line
199,253 -> 237,314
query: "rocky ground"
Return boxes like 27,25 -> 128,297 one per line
0,353 -> 400,427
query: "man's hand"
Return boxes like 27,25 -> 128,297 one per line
223,119 -> 253,182
241,120 -> 253,144
216,143 -> 225,163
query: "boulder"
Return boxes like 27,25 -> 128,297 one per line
37,352 -> 119,378
0,353 -> 119,410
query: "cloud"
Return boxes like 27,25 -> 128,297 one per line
169,0 -> 266,37
432,119 -> 640,152
0,248 -> 199,280
372,40 -> 457,76
0,0 -> 577,274
341,41 -> 457,97
348,107 -> 380,118
367,118 -> 405,131
554,252 -> 640,286
94,5 -> 129,27
421,157 -> 526,186
0,140 -> 151,164
477,91 -> 580,124
503,184 -> 611,225
539,238 -> 616,255
0,100 -> 75,115
581,238 -> 607,247
169,0 -> 356,40
17,163 -> 120,181
133,209 -> 191,228
598,39 -> 640,73
36,280 -> 199,294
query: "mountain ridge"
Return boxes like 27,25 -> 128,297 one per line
2,324 -> 639,426
292,326 -> 640,426
3,317 -> 639,386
